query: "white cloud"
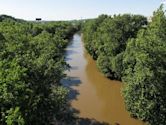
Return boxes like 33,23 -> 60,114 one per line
162,0 -> 166,4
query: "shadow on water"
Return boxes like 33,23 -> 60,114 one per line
61,76 -> 111,125
65,57 -> 72,61
65,49 -> 77,55
55,107 -> 110,125
70,66 -> 79,70
72,118 -> 110,125
62,76 -> 81,87
75,118 -> 109,125
61,77 -> 81,100
65,50 -> 78,61
54,118 -> 110,125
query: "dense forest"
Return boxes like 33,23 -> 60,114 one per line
0,15 -> 78,124
83,5 -> 166,125
0,4 -> 166,125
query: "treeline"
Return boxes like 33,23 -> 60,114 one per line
83,5 -> 166,125
0,15 -> 77,124
83,14 -> 147,80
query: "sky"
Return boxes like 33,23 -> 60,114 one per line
0,0 -> 165,21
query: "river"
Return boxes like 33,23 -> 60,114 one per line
62,33 -> 144,125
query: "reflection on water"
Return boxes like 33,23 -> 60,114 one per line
62,33 -> 144,125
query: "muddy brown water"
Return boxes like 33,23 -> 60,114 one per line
62,33 -> 144,125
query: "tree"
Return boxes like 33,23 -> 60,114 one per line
122,5 -> 166,125
0,15 -> 77,125
83,14 -> 147,79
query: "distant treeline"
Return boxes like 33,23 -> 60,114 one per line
83,5 -> 166,125
0,15 -> 78,124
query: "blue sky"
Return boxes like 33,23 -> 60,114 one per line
0,0 -> 165,20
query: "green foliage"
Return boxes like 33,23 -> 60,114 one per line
6,107 -> 25,125
83,14 -> 147,79
122,5 -> 166,125
0,15 -> 77,125
83,5 -> 166,125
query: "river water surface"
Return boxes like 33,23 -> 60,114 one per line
62,33 -> 144,125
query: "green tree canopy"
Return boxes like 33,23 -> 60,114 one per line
122,5 -> 166,125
